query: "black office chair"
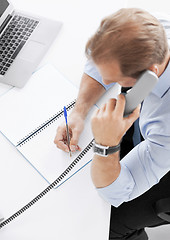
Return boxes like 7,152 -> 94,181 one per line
154,198 -> 170,222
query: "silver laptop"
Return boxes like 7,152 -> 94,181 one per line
0,0 -> 62,88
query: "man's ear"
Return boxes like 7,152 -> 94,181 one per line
149,64 -> 159,76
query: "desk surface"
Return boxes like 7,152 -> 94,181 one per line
0,0 -> 125,239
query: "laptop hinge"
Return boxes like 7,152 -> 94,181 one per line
0,14 -> 12,35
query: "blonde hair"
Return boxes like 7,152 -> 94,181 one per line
85,8 -> 169,78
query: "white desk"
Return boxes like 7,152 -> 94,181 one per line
0,1 -> 125,239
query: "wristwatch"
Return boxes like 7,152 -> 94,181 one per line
92,141 -> 120,157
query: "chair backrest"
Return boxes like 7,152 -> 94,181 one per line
154,198 -> 170,222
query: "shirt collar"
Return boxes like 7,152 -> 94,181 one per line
152,60 -> 170,98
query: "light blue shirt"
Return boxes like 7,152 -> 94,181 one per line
84,17 -> 170,207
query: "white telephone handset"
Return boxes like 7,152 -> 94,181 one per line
124,70 -> 158,116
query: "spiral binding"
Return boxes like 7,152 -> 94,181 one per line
16,100 -> 76,147
0,139 -> 94,229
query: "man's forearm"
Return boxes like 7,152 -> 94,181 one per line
90,96 -> 140,189
72,73 -> 106,119
91,152 -> 121,188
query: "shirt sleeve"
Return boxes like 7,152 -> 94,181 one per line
84,60 -> 115,90
97,112 -> 170,207
97,136 -> 170,207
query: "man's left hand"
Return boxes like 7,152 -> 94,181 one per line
91,94 -> 140,147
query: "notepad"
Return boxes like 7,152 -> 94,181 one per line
0,64 -> 96,185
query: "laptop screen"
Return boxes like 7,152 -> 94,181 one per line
0,0 -> 9,17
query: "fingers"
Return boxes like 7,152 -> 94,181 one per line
114,94 -> 126,116
96,99 -> 117,116
126,104 -> 140,125
94,94 -> 139,121
70,129 -> 81,151
57,140 -> 70,153
106,98 -> 116,112
54,123 -> 81,153
100,103 -> 106,112
92,108 -> 100,118
96,97 -> 122,116
96,103 -> 106,118
54,125 -> 69,152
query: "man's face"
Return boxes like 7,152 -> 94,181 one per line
96,60 -> 137,87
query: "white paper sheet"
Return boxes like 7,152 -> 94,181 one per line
0,64 -> 96,185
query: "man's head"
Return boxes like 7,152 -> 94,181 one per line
85,8 -> 169,85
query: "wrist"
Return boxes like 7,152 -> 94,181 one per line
92,152 -> 121,188
93,141 -> 121,157
70,108 -> 86,121
71,104 -> 89,120
94,151 -> 120,161
94,137 -> 122,147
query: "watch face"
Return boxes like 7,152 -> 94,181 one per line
93,142 -> 120,157
93,145 -> 105,156
95,147 -> 104,155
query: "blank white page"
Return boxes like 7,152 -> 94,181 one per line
17,106 -> 96,185
0,64 -> 78,146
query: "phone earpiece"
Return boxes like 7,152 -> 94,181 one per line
124,70 -> 158,116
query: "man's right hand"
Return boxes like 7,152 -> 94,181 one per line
54,72 -> 106,153
54,112 -> 85,153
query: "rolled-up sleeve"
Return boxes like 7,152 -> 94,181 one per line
97,163 -> 135,207
84,60 -> 115,90
96,144 -> 151,207
96,126 -> 170,207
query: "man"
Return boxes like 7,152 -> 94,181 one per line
54,8 -> 170,239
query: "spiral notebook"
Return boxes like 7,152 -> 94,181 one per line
0,64 -> 96,185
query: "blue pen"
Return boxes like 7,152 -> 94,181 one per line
64,106 -> 72,157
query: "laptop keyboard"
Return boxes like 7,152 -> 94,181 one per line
0,15 -> 39,76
